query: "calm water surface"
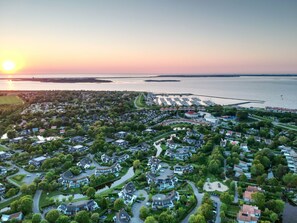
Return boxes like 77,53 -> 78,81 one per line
0,74 -> 296,109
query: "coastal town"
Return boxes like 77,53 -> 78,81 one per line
0,91 -> 296,223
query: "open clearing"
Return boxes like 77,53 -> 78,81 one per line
0,95 -> 23,105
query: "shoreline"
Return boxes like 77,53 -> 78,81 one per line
0,77 -> 112,83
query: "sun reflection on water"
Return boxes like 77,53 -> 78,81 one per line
7,79 -> 15,90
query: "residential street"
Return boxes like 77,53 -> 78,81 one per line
131,190 -> 148,223
182,181 -> 204,223
210,195 -> 222,223
33,190 -> 42,214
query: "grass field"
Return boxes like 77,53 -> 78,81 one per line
0,194 -> 22,210
0,145 -> 8,151
0,95 -> 23,105
134,93 -> 148,109
10,174 -> 26,186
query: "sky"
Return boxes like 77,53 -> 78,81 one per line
0,0 -> 297,75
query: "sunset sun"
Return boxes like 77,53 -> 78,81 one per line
2,60 -> 16,72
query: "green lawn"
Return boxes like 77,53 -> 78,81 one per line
0,194 -> 22,209
135,93 -> 148,109
226,204 -> 240,218
0,95 -> 23,105
0,145 -> 8,151
10,174 -> 26,186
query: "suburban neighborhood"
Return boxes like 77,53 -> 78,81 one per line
0,91 -> 296,223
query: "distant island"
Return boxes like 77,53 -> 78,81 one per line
144,79 -> 180,82
0,77 -> 112,83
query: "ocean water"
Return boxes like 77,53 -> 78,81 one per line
0,74 -> 296,109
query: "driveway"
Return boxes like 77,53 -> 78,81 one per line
33,190 -> 42,213
131,190 -> 148,223
182,181 -> 204,223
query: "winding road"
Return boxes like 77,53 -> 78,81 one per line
33,190 -> 42,213
131,190 -> 148,223
182,181 -> 204,223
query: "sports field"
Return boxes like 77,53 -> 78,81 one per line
0,95 -> 23,105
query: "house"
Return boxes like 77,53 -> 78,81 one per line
143,128 -> 156,134
254,136 -> 261,142
152,191 -> 180,209
101,154 -> 129,164
237,204 -> 261,223
128,142 -> 150,153
29,156 -> 47,167
1,212 -> 23,222
0,151 -> 10,161
147,156 -> 161,173
220,139 -> 227,147
240,143 -> 250,152
118,182 -> 137,204
118,154 -> 129,163
95,163 -> 122,176
0,183 -> 5,196
243,186 -> 263,203
58,170 -> 89,188
147,172 -> 178,190
113,139 -> 129,148
70,136 -> 86,144
115,131 -> 127,139
264,139 -> 272,145
165,148 -> 192,161
113,209 -> 131,223
279,146 -> 297,173
173,165 -> 194,175
68,145 -> 88,153
77,157 -> 92,169
0,166 -> 7,175
57,200 -> 99,215
185,111 -> 199,119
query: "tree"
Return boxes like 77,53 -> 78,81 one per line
114,198 -> 125,211
86,187 -> 96,198
251,192 -> 265,210
158,211 -> 174,223
133,159 -> 141,169
56,215 -> 70,223
91,213 -> 99,223
251,163 -> 265,176
140,206 -> 149,219
75,211 -> 90,223
18,195 -> 33,214
236,111 -> 248,121
32,214 -> 42,223
189,214 -> 206,223
266,199 -> 285,215
5,188 -> 17,198
220,192 -> 233,205
199,203 -> 213,220
270,212 -> 279,223
46,209 -> 60,223
7,130 -> 17,139
144,216 -> 158,223
283,173 -> 297,188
